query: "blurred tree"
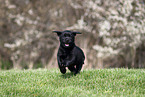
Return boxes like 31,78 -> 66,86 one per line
0,0 -> 144,69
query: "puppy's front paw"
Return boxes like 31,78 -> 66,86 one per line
65,63 -> 69,67
60,67 -> 66,74
61,61 -> 67,67
62,61 -> 69,67
61,64 -> 65,67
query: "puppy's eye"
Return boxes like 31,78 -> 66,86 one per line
64,34 -> 67,37
68,34 -> 70,37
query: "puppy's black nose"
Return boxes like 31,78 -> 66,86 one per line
65,38 -> 69,43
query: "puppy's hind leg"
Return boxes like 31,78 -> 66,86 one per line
74,63 -> 83,75
68,66 -> 76,73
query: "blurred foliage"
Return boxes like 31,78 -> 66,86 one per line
0,0 -> 145,69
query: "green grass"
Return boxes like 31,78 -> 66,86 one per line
0,69 -> 145,97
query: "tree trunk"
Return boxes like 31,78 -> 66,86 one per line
47,47 -> 58,69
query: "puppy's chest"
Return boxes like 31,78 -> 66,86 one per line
60,51 -> 73,60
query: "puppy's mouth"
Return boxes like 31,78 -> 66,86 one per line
65,44 -> 69,47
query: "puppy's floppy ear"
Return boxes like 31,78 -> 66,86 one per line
53,31 -> 63,36
72,31 -> 82,36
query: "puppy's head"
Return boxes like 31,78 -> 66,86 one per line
53,30 -> 81,48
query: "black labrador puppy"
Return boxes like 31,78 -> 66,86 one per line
53,30 -> 85,75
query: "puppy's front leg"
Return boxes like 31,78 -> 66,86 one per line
57,55 -> 62,66
57,54 -> 65,67
57,56 -> 66,74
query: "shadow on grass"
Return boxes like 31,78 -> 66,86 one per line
61,72 -> 75,79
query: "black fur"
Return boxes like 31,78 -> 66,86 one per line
53,30 -> 85,75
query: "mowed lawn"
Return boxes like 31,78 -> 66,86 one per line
0,68 -> 145,97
